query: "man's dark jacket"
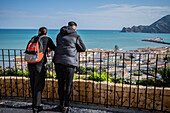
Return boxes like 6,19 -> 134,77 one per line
53,26 -> 86,67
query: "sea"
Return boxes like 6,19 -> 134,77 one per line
0,29 -> 170,50
0,29 -> 170,67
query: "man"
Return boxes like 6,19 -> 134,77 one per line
53,21 -> 86,113
27,27 -> 56,113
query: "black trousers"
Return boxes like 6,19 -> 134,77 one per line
55,63 -> 75,107
28,65 -> 46,107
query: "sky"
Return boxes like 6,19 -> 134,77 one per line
0,0 -> 170,30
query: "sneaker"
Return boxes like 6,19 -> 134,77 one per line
33,109 -> 38,113
62,107 -> 70,113
33,106 -> 43,113
54,105 -> 64,112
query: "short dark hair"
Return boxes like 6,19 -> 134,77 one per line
68,21 -> 77,27
39,27 -> 47,35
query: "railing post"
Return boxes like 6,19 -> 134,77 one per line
2,49 -> 7,97
145,53 -> 150,109
153,54 -> 158,111
114,52 -> 117,106
106,52 -> 109,107
92,52 -> 95,104
137,53 -> 141,108
78,52 -> 81,103
8,49 -> 13,97
121,53 -> 125,106
20,50 -> 25,98
129,53 -> 133,107
85,52 -> 88,104
14,50 -> 19,97
52,60 -> 55,102
161,54 -> 167,111
46,66 -> 48,102
99,52 -> 102,105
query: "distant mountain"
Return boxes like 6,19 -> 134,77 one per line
121,15 -> 170,33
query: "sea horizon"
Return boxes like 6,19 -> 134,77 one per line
0,27 -> 121,30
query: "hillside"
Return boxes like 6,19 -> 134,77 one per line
121,15 -> 170,33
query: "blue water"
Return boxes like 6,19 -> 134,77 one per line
0,29 -> 170,50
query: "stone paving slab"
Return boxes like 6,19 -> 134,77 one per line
0,99 -> 157,113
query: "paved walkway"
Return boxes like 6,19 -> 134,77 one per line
0,99 -> 154,113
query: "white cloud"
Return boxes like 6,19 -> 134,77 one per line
96,4 -> 120,8
0,4 -> 170,29
50,4 -> 170,29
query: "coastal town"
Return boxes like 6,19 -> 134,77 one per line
8,46 -> 169,83
77,46 -> 170,82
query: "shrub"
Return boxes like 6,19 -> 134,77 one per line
136,78 -> 163,87
0,67 -> 29,77
109,76 -> 123,83
75,66 -> 98,75
47,71 -> 57,79
75,66 -> 86,74
0,66 -> 2,72
86,72 -> 110,82
158,66 -> 170,87
73,75 -> 86,80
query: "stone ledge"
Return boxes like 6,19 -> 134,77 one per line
0,76 -> 169,112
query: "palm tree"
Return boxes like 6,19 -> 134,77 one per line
114,45 -> 119,52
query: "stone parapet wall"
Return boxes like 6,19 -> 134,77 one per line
0,76 -> 169,112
